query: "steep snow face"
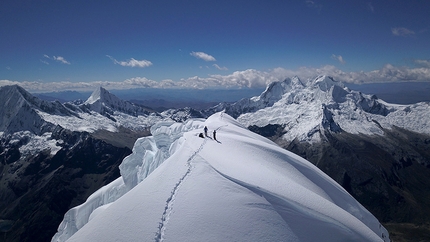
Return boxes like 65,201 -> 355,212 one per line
84,87 -> 123,112
237,75 -> 430,142
54,113 -> 390,242
84,86 -> 105,105
312,75 -> 345,91
0,85 -> 72,134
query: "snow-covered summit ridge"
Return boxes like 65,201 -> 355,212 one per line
54,112 -> 390,242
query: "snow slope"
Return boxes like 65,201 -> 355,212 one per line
54,112 -> 390,242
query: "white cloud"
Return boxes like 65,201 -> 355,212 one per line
331,54 -> 346,64
213,64 -> 228,71
107,55 -> 153,68
270,64 -> 430,84
2,64 -> 430,93
43,55 -> 71,65
40,59 -> 49,65
413,59 -> 430,68
53,56 -> 71,65
190,51 -> 216,62
391,27 -> 415,36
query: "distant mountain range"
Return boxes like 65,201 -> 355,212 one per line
33,82 -> 430,110
1,77 -> 429,241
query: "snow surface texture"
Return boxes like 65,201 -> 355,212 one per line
234,75 -> 430,143
51,118 -> 206,241
53,112 -> 390,242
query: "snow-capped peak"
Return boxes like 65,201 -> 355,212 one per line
82,86 -> 153,117
0,85 -> 74,134
85,86 -> 118,105
255,76 -> 304,103
311,75 -> 345,91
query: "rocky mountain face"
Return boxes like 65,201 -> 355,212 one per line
0,127 -> 131,242
227,76 -> 430,241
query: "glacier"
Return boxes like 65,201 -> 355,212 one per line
53,112 -> 390,242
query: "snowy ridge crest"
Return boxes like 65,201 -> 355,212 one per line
54,112 -> 390,242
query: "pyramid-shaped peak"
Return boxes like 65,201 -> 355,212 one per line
85,87 -> 119,105
1,84 -> 33,99
0,84 -> 45,109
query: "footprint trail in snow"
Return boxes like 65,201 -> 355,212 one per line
154,136 -> 208,242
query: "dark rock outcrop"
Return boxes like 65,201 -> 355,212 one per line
0,127 -> 131,242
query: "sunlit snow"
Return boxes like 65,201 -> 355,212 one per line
53,112 -> 390,242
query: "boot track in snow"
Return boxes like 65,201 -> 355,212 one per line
154,137 -> 208,242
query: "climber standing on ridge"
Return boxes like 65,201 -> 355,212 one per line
213,130 -> 217,141
204,126 -> 208,137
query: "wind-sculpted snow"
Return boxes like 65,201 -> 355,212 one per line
119,119 -> 205,190
52,118 -> 206,242
51,178 -> 128,242
57,112 -> 390,242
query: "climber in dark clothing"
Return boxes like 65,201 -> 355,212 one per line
213,130 -> 217,141
204,126 -> 208,137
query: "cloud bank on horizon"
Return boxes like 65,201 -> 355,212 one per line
2,63 -> 430,92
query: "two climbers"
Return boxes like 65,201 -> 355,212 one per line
201,126 -> 217,141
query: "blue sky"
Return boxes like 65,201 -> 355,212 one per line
1,0 -> 430,92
